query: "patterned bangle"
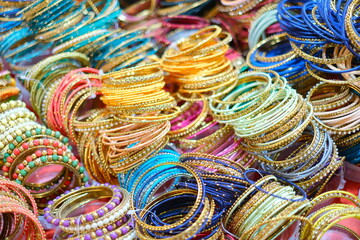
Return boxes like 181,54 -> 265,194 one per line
44,184 -> 135,239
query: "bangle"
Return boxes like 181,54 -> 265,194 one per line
0,177 -> 45,239
101,62 -> 179,122
162,25 -> 239,100
132,162 -> 216,239
180,152 -> 248,209
301,190 -> 360,239
307,82 -> 360,135
44,183 -> 136,239
248,4 -> 280,49
119,149 -> 181,207
224,173 -> 309,239
92,29 -> 157,71
100,121 -> 170,173
168,100 -> 209,140
0,99 -> 87,210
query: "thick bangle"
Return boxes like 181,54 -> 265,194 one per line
44,184 -> 135,239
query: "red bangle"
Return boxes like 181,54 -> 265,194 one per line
47,68 -> 101,135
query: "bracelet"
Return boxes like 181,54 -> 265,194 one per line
44,183 -> 136,239
0,177 -> 45,239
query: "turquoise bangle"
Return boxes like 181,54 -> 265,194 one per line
28,0 -> 75,32
248,9 -> 278,49
119,149 -> 181,208
92,30 -> 143,62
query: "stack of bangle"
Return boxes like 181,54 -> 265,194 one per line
0,100 -> 88,209
101,62 -> 180,122
224,170 -> 310,239
45,67 -> 102,139
162,25 -> 239,101
180,152 -> 249,208
132,162 -> 224,240
176,119 -> 254,167
23,52 -> 90,123
210,71 -> 312,152
337,130 -> 360,164
0,70 -> 19,101
210,71 -> 344,196
259,120 -> 344,197
277,0 -> 360,86
23,0 -> 121,55
75,109 -> 124,184
178,121 -> 230,150
0,26 -> 53,72
301,190 -> 360,239
97,121 -> 170,174
91,29 -> 157,72
218,0 -> 276,51
0,0 -> 31,35
119,149 -> 181,207
247,33 -> 318,92
44,183 -> 136,240
0,177 -> 46,239
168,100 -> 209,140
307,83 -> 360,136
247,3 -> 281,49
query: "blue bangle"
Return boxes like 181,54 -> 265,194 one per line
119,149 -> 181,207
28,0 -> 75,32
91,30 -> 142,61
0,27 -> 33,55
243,169 -> 308,202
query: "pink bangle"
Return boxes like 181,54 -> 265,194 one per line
220,0 -> 247,6
0,178 -> 38,216
266,23 -> 282,34
170,101 -> 204,131
47,68 -> 101,135
120,0 -> 158,23
185,121 -> 218,140
0,202 -> 46,239
162,15 -> 209,30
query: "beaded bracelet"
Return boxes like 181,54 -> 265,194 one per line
44,183 -> 136,240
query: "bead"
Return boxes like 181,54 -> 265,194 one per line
95,229 -> 103,236
86,214 -> 94,221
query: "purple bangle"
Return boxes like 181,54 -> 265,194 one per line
44,184 -> 129,230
